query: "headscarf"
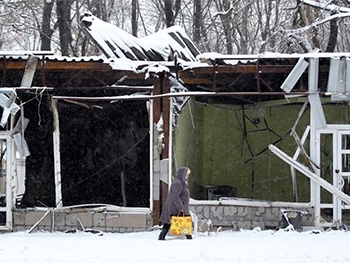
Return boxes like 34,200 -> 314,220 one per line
176,167 -> 190,188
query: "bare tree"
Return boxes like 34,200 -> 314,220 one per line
2,0 -> 350,56
326,10 -> 339,52
164,0 -> 182,27
56,0 -> 73,56
41,0 -> 55,51
132,0 -> 138,36
213,0 -> 233,54
256,0 -> 273,53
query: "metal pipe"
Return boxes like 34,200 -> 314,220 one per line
52,91 -> 319,101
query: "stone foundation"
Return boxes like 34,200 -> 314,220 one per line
189,198 -> 314,231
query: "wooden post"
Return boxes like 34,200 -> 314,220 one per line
152,76 -> 161,225
152,72 -> 171,225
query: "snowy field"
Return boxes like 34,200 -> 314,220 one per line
0,228 -> 349,263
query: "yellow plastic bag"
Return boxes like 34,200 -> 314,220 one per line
170,214 -> 193,236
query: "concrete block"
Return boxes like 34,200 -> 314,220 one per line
54,226 -> 66,232
105,213 -> 121,227
133,227 -> 147,233
119,227 -> 127,233
146,214 -> 153,229
13,211 -> 25,226
25,211 -> 52,226
65,213 -> 80,227
93,213 -> 106,227
91,225 -> 106,232
13,226 -> 26,232
53,212 -> 65,227
38,225 -> 52,232
105,227 -> 117,232
106,213 -> 147,228
77,212 -> 93,229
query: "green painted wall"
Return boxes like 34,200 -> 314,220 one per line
174,98 -> 350,202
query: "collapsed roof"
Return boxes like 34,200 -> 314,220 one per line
80,13 -> 200,62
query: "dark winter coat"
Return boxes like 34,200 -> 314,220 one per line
159,167 -> 190,225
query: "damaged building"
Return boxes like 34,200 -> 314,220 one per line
1,13 -> 350,233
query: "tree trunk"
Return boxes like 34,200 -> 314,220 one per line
132,0 -> 138,36
220,0 -> 233,54
56,0 -> 72,56
258,0 -> 272,53
40,0 -> 55,51
326,14 -> 338,52
163,0 -> 181,27
164,0 -> 174,27
193,0 -> 202,45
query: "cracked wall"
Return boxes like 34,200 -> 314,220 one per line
174,97 -> 350,203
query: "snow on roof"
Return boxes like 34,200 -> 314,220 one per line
80,13 -> 200,62
197,51 -> 350,61
193,51 -> 350,69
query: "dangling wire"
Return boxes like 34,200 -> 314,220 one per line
19,87 -> 48,127
35,87 -> 43,127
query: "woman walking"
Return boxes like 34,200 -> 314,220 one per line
158,167 -> 192,240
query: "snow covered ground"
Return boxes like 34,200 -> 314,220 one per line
0,227 -> 349,263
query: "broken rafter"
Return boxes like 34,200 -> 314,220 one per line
269,144 -> 350,205
63,99 -> 93,109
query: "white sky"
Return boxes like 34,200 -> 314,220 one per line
0,228 -> 349,263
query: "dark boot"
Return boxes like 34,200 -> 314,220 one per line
186,235 -> 192,239
158,223 -> 170,240
158,228 -> 167,240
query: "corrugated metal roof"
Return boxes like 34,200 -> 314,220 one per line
79,12 -> 200,62
0,54 -> 105,62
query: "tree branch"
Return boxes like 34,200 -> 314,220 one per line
286,11 -> 350,35
301,0 -> 350,13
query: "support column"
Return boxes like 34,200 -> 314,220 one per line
51,98 -> 62,208
308,57 -> 321,226
152,72 -> 171,225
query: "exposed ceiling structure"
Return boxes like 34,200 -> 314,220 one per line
0,53 -> 334,98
